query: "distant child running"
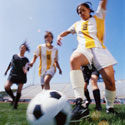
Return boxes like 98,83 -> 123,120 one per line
4,42 -> 30,109
30,31 -> 62,90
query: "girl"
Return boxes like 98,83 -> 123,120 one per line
4,42 -> 30,109
30,31 -> 62,90
57,0 -> 117,121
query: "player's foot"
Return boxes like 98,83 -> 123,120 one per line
13,102 -> 18,109
95,106 -> 102,111
71,98 -> 89,122
85,99 -> 92,108
106,108 -> 118,114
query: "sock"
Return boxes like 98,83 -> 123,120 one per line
93,89 -> 101,108
70,70 -> 84,100
14,93 -> 21,107
5,88 -> 15,101
105,89 -> 116,109
84,89 -> 91,102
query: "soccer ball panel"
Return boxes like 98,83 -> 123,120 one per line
33,104 -> 43,119
50,91 -> 61,99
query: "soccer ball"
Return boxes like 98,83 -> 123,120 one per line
26,90 -> 71,125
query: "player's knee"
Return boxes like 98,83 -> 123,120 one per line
106,82 -> 116,91
70,57 -> 81,69
4,84 -> 9,90
70,56 -> 76,66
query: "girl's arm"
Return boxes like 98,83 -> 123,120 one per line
55,60 -> 62,74
4,63 -> 11,75
29,55 -> 37,67
101,0 -> 107,10
57,31 -> 71,46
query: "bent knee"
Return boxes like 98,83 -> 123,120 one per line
105,82 -> 116,91
4,85 -> 10,90
70,56 -> 82,69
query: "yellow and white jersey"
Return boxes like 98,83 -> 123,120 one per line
68,2 -> 106,49
34,44 -> 58,76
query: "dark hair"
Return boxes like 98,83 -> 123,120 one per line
44,31 -> 54,43
76,1 -> 94,14
20,41 -> 30,52
44,31 -> 54,39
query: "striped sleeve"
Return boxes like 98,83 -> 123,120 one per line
67,23 -> 76,34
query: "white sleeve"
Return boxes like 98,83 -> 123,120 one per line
95,1 -> 106,19
34,45 -> 40,57
67,23 -> 76,34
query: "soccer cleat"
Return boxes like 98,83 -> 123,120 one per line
106,108 -> 118,114
71,98 -> 89,122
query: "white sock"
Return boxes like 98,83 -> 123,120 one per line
70,70 -> 85,100
105,89 -> 116,109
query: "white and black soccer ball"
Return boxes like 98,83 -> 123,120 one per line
26,90 -> 71,125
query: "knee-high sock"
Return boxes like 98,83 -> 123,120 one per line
84,89 -> 91,101
5,88 -> 15,101
15,93 -> 21,105
93,89 -> 101,108
70,70 -> 84,100
105,89 -> 116,109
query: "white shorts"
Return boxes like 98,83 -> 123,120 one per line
40,67 -> 56,85
74,47 -> 117,71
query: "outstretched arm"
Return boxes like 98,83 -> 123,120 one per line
57,31 -> 71,46
4,62 -> 11,75
101,0 -> 107,10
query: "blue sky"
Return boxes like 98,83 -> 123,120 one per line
0,0 -> 124,91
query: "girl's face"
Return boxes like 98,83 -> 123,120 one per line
78,5 -> 90,20
20,45 -> 26,54
45,33 -> 53,44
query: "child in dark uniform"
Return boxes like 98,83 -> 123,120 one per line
4,42 -> 30,109
82,64 -> 102,111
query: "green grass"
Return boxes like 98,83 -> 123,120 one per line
0,103 -> 125,125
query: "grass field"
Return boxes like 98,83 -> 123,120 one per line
0,103 -> 125,125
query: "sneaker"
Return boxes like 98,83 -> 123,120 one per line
71,98 -> 89,122
106,108 -> 118,114
85,99 -> 92,108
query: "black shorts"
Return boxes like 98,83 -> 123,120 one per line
82,66 -> 99,84
8,75 -> 26,84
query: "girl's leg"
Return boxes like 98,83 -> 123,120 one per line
14,83 -> 24,109
91,74 -> 101,110
43,74 -> 53,90
84,82 -> 91,105
70,52 -> 90,120
91,74 -> 102,110
100,66 -> 116,111
70,52 -> 89,100
4,80 -> 15,102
